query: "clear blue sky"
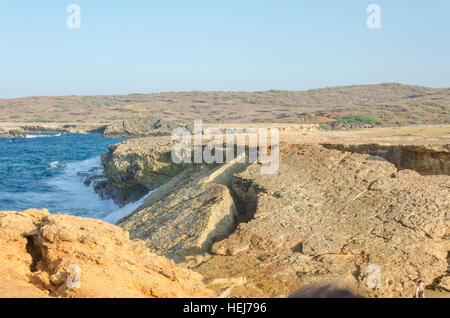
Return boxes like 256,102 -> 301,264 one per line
0,0 -> 449,98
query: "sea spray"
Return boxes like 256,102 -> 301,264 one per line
102,190 -> 153,224
48,155 -> 150,220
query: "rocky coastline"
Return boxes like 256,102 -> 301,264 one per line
0,123 -> 107,138
1,124 -> 449,298
0,117 -> 191,139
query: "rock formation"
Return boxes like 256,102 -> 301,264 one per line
78,167 -> 148,207
102,117 -> 191,138
112,140 -> 449,298
321,143 -> 450,175
0,118 -> 192,138
0,209 -> 214,298
100,135 -> 225,198
8,129 -> 26,138
193,144 -> 449,297
118,155 -> 250,262
120,182 -> 238,262
102,136 -> 197,190
0,123 -> 106,135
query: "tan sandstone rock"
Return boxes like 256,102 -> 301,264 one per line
101,136 -> 219,191
321,143 -> 449,175
194,144 -> 450,298
0,209 -> 214,298
117,150 -> 251,263
438,276 -> 450,291
119,181 -> 238,262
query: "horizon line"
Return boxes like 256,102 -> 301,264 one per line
1,82 -> 448,100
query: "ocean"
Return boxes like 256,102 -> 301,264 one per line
0,133 -> 148,223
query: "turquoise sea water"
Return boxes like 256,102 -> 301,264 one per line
0,133 -> 146,222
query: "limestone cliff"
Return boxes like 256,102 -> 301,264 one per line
102,117 -> 191,138
101,136 -> 218,191
321,143 -> 450,175
0,123 -> 106,136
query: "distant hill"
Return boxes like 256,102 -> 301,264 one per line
0,83 -> 448,128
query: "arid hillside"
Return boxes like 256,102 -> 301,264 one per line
0,83 -> 448,128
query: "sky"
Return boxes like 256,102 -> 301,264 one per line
0,0 -> 449,98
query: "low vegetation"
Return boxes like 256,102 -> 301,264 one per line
0,83 -> 448,129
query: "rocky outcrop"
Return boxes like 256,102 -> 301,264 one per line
0,209 -> 215,298
102,117 -> 191,138
103,137 -> 186,190
101,136 -> 222,192
0,129 -> 28,138
62,124 -> 106,134
118,158 -> 250,263
321,143 -> 450,175
8,129 -> 26,138
78,167 -> 148,207
192,144 -> 449,298
0,118 -> 189,138
0,123 -> 106,135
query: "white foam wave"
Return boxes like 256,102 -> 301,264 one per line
2,155 -> 149,223
47,161 -> 63,170
46,157 -> 118,218
26,133 -> 62,139
46,156 -> 149,222
102,190 -> 153,224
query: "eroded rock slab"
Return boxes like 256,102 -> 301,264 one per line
119,181 -> 238,262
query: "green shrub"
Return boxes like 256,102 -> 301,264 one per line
337,114 -> 378,125
27,117 -> 52,123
